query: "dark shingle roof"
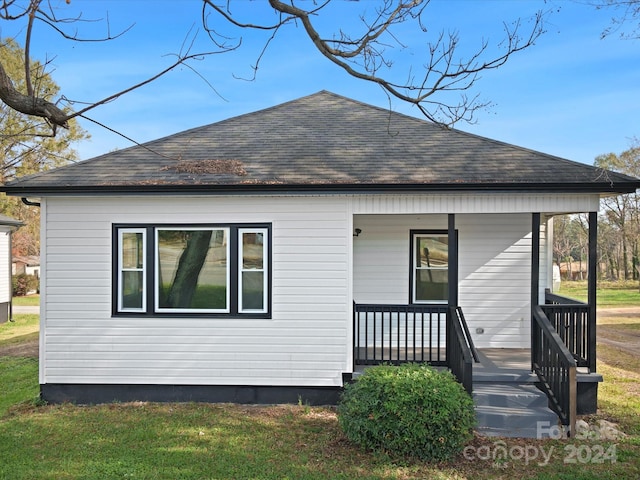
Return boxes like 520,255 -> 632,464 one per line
3,91 -> 639,195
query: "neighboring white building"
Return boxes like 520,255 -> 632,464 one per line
0,214 -> 23,323
2,92 -> 638,419
13,255 -> 41,278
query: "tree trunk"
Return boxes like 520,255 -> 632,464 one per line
623,236 -> 629,280
607,256 -> 616,280
166,231 -> 212,308
633,241 -> 639,281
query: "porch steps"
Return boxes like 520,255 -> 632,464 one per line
473,382 -> 559,439
473,369 -> 539,384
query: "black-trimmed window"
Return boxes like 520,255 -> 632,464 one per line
114,224 -> 271,317
410,230 -> 448,303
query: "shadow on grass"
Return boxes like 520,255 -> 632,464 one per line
0,403 -> 403,480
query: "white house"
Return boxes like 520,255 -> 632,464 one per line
0,214 -> 23,324
13,255 -> 41,278
3,92 -> 639,435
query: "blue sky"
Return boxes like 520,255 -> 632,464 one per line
5,0 -> 640,165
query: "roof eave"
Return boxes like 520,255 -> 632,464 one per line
2,181 -> 639,197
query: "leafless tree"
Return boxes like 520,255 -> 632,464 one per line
589,0 -> 640,39
554,145 -> 640,284
596,147 -> 640,281
0,0 -> 546,139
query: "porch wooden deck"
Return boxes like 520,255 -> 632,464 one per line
475,348 -> 530,370
354,348 -> 533,375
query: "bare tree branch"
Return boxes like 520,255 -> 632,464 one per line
585,0 -> 640,39
24,0 -> 37,96
0,0 -> 547,141
204,0 -> 546,125
65,46 -> 229,122
0,0 -> 235,138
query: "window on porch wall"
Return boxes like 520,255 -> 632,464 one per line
411,232 -> 448,303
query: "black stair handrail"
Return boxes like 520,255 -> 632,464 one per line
532,305 -> 577,436
454,306 -> 480,363
448,306 -> 475,394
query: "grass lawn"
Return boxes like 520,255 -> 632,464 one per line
0,357 -> 38,417
558,280 -> 640,307
0,398 -> 637,479
12,294 -> 40,307
0,296 -> 638,478
596,345 -> 640,436
0,314 -> 39,342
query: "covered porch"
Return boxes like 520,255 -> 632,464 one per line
351,211 -> 601,436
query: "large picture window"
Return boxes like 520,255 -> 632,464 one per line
411,231 -> 448,303
114,224 -> 270,317
156,228 -> 229,313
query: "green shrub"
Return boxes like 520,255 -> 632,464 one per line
12,274 -> 39,297
338,363 -> 476,462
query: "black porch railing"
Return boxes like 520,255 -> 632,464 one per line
532,305 -> 577,434
353,303 -> 448,365
542,291 -> 594,370
353,302 -> 476,394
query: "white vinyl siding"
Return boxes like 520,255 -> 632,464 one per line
352,193 -> 599,215
457,214 -> 532,348
41,196 -> 351,387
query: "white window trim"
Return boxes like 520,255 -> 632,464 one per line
118,228 -> 147,313
238,227 -> 268,314
411,232 -> 448,304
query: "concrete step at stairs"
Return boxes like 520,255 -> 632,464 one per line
474,384 -> 549,408
473,368 -> 539,384
473,382 -> 560,439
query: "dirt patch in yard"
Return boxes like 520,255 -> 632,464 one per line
597,307 -> 640,359
598,306 -> 640,317
598,325 -> 640,358
0,337 -> 38,358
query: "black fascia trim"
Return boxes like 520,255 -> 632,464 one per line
113,223 -> 272,319
40,383 -> 343,406
4,180 -> 640,196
